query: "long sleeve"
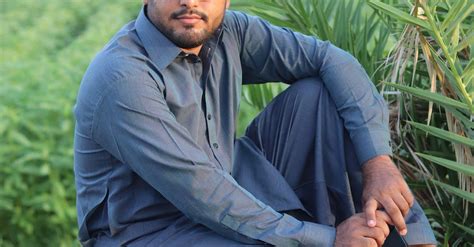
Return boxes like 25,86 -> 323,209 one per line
91,75 -> 336,246
226,11 -> 392,164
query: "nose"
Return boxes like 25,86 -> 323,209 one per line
179,0 -> 199,8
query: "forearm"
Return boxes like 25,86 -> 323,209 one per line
317,44 -> 392,164
232,11 -> 392,165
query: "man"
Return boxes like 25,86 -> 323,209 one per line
74,0 -> 437,246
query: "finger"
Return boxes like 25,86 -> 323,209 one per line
364,199 -> 379,227
374,211 -> 390,237
392,193 -> 410,217
401,187 -> 415,207
382,198 -> 407,236
362,236 -> 379,247
375,210 -> 393,225
360,226 -> 386,246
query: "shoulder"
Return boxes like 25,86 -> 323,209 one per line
84,23 -> 153,87
74,22 -> 160,131
223,10 -> 253,35
78,20 -> 160,101
222,10 -> 262,50
222,10 -> 293,48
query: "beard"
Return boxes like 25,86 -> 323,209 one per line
150,7 -> 223,49
158,23 -> 212,49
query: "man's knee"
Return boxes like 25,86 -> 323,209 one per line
287,77 -> 324,96
281,77 -> 329,109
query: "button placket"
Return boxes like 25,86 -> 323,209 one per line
199,33 -> 227,171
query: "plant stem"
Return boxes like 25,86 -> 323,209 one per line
420,2 -> 473,113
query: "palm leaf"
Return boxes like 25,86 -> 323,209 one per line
440,0 -> 467,32
431,179 -> 474,203
367,0 -> 430,30
385,83 -> 471,111
455,30 -> 474,53
443,2 -> 474,37
407,121 -> 474,147
416,153 -> 474,177
453,222 -> 474,237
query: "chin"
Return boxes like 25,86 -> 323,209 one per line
173,31 -> 208,46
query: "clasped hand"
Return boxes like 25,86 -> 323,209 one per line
335,155 -> 414,246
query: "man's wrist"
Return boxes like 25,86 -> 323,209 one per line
362,155 -> 392,172
361,155 -> 403,186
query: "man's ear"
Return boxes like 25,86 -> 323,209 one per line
143,0 -> 148,5
225,0 -> 230,9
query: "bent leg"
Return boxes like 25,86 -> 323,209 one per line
236,77 -> 361,226
234,77 -> 435,245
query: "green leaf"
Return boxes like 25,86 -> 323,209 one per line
462,57 -> 474,81
9,131 -> 31,146
367,0 -> 431,30
407,121 -> 474,147
440,0 -> 467,32
455,30 -> 474,54
311,0 -> 333,40
431,179 -> 474,203
444,106 -> 474,132
416,153 -> 474,177
453,222 -> 474,236
385,83 -> 470,111
444,3 -> 474,37
428,44 -> 471,106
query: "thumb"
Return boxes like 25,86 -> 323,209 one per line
364,199 -> 378,227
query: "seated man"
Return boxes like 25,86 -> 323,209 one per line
73,0 -> 437,246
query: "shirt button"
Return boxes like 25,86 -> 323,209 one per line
213,143 -> 219,149
207,114 -> 212,120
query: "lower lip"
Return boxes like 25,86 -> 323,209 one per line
177,18 -> 202,25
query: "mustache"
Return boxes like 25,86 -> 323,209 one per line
171,8 -> 209,22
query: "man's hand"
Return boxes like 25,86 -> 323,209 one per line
362,155 -> 414,236
335,211 -> 392,247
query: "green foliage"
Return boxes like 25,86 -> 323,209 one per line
233,0 -> 396,135
233,0 -> 395,77
0,1 -> 141,246
370,0 -> 473,244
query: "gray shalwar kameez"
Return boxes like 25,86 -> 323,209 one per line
73,7 -> 436,246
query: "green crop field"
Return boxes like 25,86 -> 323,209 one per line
1,0 -> 472,246
1,1 -> 142,245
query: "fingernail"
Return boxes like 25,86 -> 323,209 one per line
368,220 -> 376,226
400,229 -> 407,235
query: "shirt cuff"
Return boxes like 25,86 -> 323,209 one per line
351,129 -> 393,165
403,222 -> 437,245
402,202 -> 437,245
302,221 -> 336,246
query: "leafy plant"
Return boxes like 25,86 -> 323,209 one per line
232,0 -> 396,135
368,0 -> 473,244
0,1 -> 141,246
